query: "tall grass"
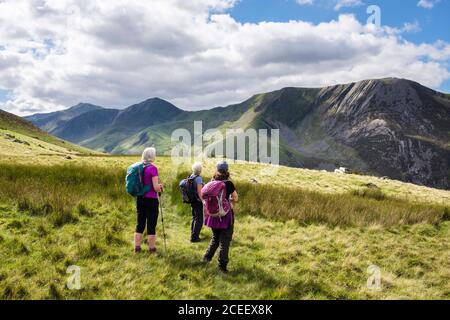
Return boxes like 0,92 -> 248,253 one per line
173,172 -> 449,227
0,163 -> 131,226
1,163 -> 448,228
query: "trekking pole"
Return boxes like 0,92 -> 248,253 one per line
158,192 -> 168,253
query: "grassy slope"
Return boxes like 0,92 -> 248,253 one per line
0,155 -> 449,299
109,121 -> 190,155
0,110 -> 97,156
78,98 -> 251,154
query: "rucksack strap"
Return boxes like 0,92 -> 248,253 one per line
189,175 -> 200,201
188,174 -> 198,181
141,163 -> 154,192
138,164 -> 144,184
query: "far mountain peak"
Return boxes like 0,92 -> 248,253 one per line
68,103 -> 103,112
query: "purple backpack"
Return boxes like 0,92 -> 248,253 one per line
201,180 -> 230,218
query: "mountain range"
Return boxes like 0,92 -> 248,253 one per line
24,78 -> 450,189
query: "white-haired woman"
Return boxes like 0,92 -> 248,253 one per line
189,162 -> 204,243
134,147 -> 163,253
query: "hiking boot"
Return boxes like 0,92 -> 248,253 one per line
203,256 -> 212,264
134,246 -> 142,253
149,247 -> 157,254
191,238 -> 202,243
219,264 -> 229,274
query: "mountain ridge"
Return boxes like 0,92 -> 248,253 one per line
24,78 -> 450,189
25,103 -> 104,132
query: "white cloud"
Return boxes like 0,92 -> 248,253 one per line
334,0 -> 364,11
296,0 -> 315,5
400,22 -> 422,33
417,0 -> 440,9
0,0 -> 449,115
384,22 -> 422,36
296,0 -> 364,10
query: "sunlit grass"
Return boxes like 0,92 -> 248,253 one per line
0,156 -> 449,299
172,172 -> 449,227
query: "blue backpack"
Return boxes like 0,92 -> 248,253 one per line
126,162 -> 151,197
179,175 -> 199,204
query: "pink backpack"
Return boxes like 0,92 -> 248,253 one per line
201,180 -> 231,218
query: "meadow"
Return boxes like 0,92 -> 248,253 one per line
0,155 -> 449,299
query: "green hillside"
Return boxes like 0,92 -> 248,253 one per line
0,109 -> 98,156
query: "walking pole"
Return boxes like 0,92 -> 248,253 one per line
158,192 -> 168,253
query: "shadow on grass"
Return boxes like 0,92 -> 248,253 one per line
160,248 -> 300,299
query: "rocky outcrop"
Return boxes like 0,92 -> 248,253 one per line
310,79 -> 450,189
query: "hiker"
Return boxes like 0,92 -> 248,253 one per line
202,161 -> 238,273
189,162 -> 204,243
134,147 -> 163,253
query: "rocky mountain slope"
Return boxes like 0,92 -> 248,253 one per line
25,78 -> 450,189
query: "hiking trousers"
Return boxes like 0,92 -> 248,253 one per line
191,201 -> 204,241
136,197 -> 159,235
204,223 -> 234,267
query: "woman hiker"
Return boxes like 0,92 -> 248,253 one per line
190,162 -> 204,243
134,147 -> 164,253
203,161 -> 238,273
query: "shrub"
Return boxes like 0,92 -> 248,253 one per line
48,283 -> 63,300
77,204 -> 95,217
443,207 -> 450,221
17,199 -> 53,216
1,283 -> 29,299
351,187 -> 386,201
51,210 -> 78,227
7,220 -> 23,230
105,233 -> 127,246
7,239 -> 30,255
79,240 -> 106,259
17,199 -> 31,212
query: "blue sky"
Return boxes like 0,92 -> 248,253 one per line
229,0 -> 450,92
230,0 -> 450,43
0,89 -> 10,103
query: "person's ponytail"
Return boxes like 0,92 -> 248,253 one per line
213,170 -> 230,181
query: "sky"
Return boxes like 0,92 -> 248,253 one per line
0,0 -> 449,115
